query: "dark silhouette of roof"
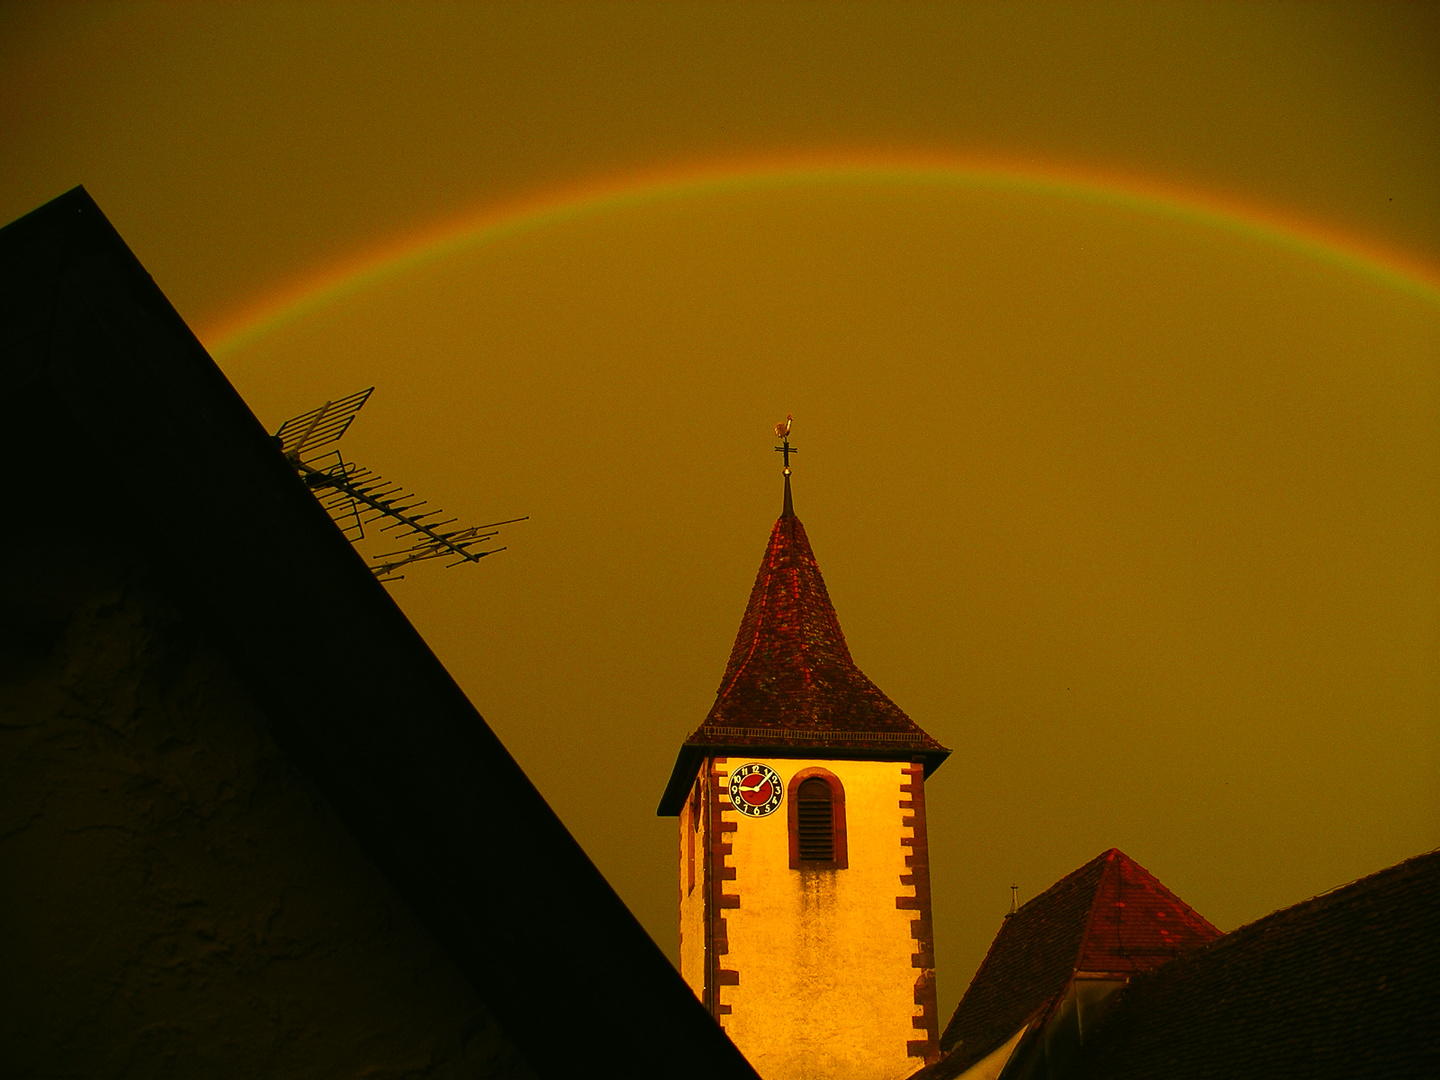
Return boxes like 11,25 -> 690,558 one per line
1067,848 -> 1440,1080
0,187 -> 758,1080
659,491 -> 946,814
923,849 -> 1219,1078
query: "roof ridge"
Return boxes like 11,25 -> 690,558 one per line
5,185 -> 761,1078
1011,848 -> 1111,919
1166,847 -> 1440,966
1070,849 -> 1121,975
696,509 -> 942,744
711,516 -> 784,702
1293,845 -> 1440,908
1119,854 -> 1219,934
715,512 -> 840,709
1083,850 -> 1221,960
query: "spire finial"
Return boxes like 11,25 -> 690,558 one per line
773,413 -> 796,516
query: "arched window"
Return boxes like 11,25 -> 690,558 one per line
787,768 -> 848,870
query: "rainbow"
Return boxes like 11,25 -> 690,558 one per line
203,150 -> 1440,356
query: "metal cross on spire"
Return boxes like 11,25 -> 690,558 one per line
773,413 -> 797,472
773,413 -> 797,516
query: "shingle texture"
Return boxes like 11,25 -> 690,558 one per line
1067,848 -> 1440,1080
687,505 -> 945,755
657,491 -> 948,814
927,849 -> 1219,1078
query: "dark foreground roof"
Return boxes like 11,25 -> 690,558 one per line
928,849 -> 1219,1078
0,188 -> 757,1080
659,493 -> 946,813
1068,848 -> 1440,1080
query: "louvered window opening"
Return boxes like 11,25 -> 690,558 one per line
796,777 -> 835,861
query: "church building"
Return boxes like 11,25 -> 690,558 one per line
658,448 -> 950,1080
655,433 -> 1440,1080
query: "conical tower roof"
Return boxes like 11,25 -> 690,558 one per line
659,480 -> 947,814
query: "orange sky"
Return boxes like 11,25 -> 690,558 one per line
3,2 -> 1437,1021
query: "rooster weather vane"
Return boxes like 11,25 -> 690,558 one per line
774,412 -> 796,471
274,388 -> 524,582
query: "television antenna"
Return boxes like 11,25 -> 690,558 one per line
274,388 -> 524,582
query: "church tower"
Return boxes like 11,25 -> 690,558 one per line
658,427 -> 950,1080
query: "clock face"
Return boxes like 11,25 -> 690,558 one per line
729,763 -> 783,818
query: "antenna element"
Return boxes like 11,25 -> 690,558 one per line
274,388 -> 524,582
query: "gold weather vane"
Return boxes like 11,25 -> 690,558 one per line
774,413 -> 797,516
773,413 -> 797,474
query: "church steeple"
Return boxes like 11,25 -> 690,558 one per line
658,423 -> 946,814
658,419 -> 950,1080
700,507 -> 945,750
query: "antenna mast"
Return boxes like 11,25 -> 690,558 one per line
274,388 -> 524,582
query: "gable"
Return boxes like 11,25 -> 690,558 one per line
932,849 -> 1218,1078
0,188 -> 757,1079
0,381 -> 534,1075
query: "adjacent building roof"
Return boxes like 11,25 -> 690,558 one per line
1,187 -> 758,1080
925,849 -> 1220,1078
1067,848 -> 1440,1080
659,479 -> 947,813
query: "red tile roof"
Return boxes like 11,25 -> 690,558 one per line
701,505 -> 944,747
1067,848 -> 1440,1080
1074,848 -> 1222,976
658,491 -> 947,814
923,849 -> 1219,1078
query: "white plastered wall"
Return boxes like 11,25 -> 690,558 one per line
717,757 -> 923,1080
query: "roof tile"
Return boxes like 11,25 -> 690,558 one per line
685,507 -> 945,755
1068,848 -> 1440,1080
927,849 -> 1218,1078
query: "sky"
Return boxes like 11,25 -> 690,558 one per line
3,2 -> 1438,1023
